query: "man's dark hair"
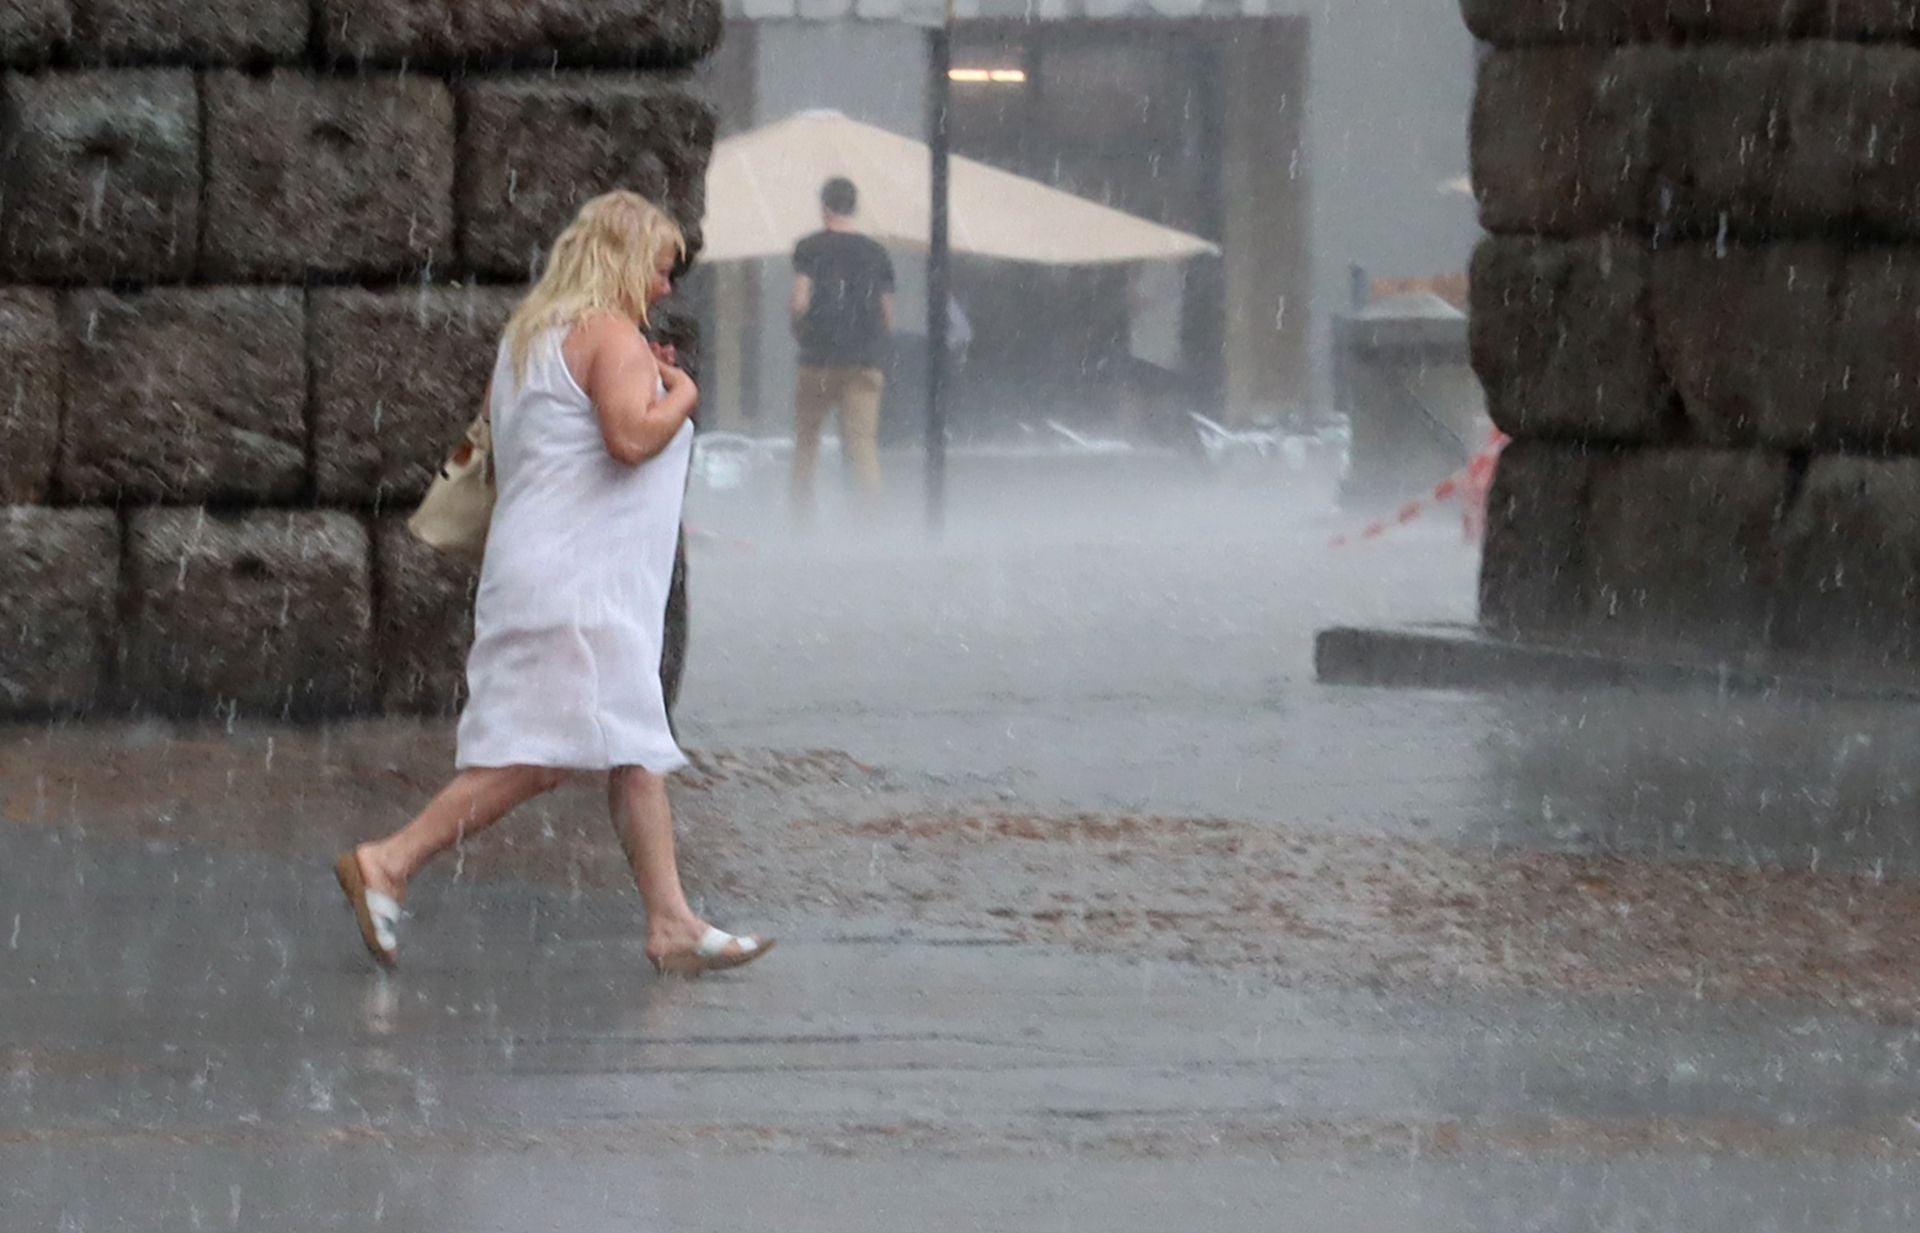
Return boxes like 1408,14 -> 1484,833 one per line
821,177 -> 858,217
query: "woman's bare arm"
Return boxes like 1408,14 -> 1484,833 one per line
573,314 -> 696,465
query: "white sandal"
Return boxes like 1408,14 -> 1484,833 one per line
651,926 -> 775,977
334,851 -> 402,969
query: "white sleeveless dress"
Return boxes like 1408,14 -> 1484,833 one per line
455,325 -> 693,773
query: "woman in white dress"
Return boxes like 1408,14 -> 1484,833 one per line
335,191 -> 771,977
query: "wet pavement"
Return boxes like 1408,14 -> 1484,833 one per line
10,467 -> 1920,1229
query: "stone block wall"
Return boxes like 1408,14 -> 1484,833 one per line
0,1 -> 718,719
1468,10 -> 1920,675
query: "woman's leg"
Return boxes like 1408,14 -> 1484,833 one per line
356,764 -> 565,901
608,766 -> 741,961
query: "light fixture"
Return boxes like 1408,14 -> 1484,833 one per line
950,67 -> 1027,84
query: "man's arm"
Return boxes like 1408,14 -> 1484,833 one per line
790,274 -> 812,337
878,246 -> 897,334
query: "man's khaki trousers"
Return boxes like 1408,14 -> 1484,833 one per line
792,365 -> 885,517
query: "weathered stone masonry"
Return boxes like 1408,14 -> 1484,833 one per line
0,0 -> 718,719
1468,3 -> 1920,676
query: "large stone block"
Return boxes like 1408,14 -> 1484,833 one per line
1652,243 -> 1838,449
203,71 -> 454,279
125,510 -> 372,718
1471,235 -> 1675,444
312,286 -> 518,508
1823,247 -> 1920,452
1689,46 -> 1919,238
0,69 -> 198,281
460,77 -> 713,277
1471,48 -> 1662,236
315,0 -> 457,62
1829,0 -> 1920,38
372,516 -> 475,716
318,0 -> 721,66
1464,0 -> 1920,46
1770,46 -> 1883,231
1462,0 -> 1844,44
457,0 -> 723,66
60,288 -> 307,504
0,507 -> 116,715
1477,45 -> 1920,240
1648,243 -> 1920,452
1641,49 -> 1793,239
0,288 -> 59,503
1775,457 -> 1920,670
0,0 -> 70,64
1584,449 -> 1790,654
1808,47 -> 1920,236
1659,242 -> 1920,452
1478,440 -> 1598,636
77,0 -> 306,61
1462,0 -> 1637,44
1642,46 -> 1920,240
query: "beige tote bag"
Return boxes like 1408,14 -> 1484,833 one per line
408,416 -> 494,563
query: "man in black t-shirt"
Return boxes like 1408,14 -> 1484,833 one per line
789,176 -> 895,520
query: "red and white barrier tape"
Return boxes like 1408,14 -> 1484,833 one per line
1330,430 -> 1508,547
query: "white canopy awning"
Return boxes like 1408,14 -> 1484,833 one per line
701,110 -> 1220,265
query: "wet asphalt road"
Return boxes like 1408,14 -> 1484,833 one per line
9,460 -> 1920,1230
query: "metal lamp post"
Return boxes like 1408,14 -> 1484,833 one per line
925,0 -> 954,537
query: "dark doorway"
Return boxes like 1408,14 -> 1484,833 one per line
923,22 -> 1234,447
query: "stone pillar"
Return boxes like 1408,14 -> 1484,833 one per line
1467,7 -> 1920,676
0,0 -> 721,719
1220,20 -> 1311,426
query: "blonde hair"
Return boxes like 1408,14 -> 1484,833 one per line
502,190 -> 687,382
